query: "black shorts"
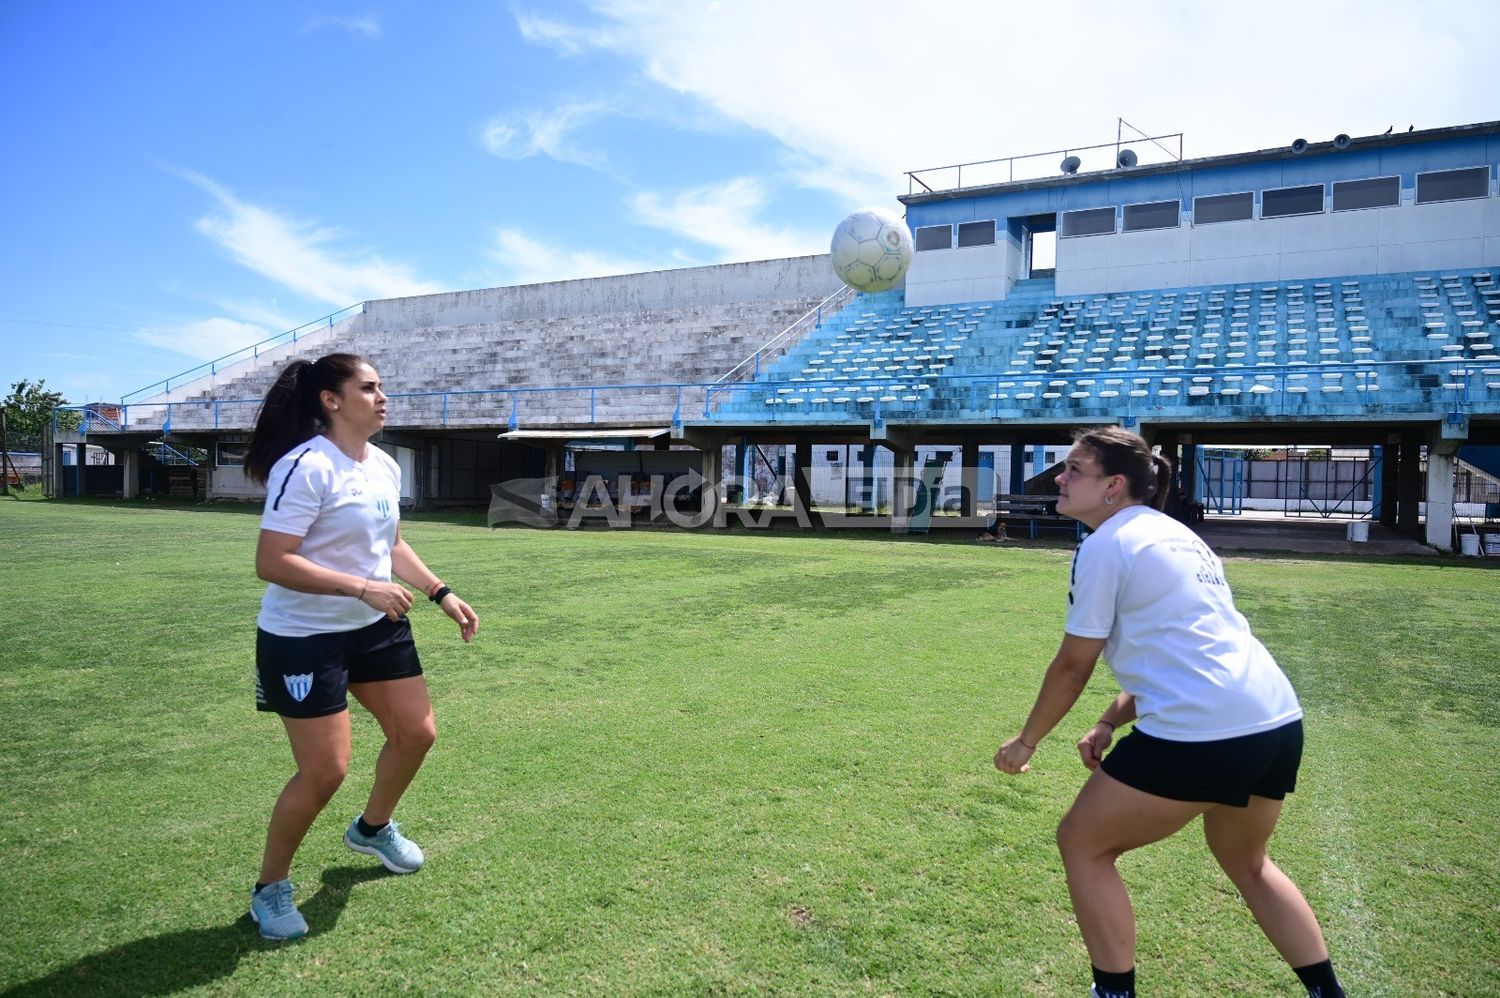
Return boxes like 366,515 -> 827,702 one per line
255,616 -> 423,718
1100,719 -> 1303,807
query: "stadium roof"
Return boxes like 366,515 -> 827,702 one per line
899,120 -> 1500,206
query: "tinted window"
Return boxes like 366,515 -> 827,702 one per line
1416,167 -> 1489,204
1123,200 -> 1180,231
1193,192 -> 1253,224
1262,184 -> 1324,218
1333,176 -> 1400,211
957,220 -> 996,247
914,225 -> 953,251
1060,207 -> 1116,237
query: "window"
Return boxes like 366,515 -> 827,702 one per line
1262,184 -> 1324,218
914,225 -> 953,251
957,220 -> 996,247
216,441 -> 246,467
1123,200 -> 1180,231
825,450 -> 840,462
1332,176 -> 1400,211
1060,207 -> 1116,238
1416,166 -> 1489,204
1193,192 -> 1253,224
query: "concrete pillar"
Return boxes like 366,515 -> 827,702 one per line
1398,434 -> 1421,536
1376,443 -> 1398,527
890,447 -> 915,533
960,438 -> 979,517
1009,443 -> 1027,495
121,450 -> 139,499
792,434 -> 813,514
1425,439 -> 1460,550
700,443 -> 722,507
1181,440 -> 1198,504
75,443 -> 87,496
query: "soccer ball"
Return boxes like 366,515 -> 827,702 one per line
830,208 -> 913,293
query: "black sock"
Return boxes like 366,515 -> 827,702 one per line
1293,959 -> 1344,997
1092,965 -> 1135,998
356,816 -> 388,837
253,882 -> 268,894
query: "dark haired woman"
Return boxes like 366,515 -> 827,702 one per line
243,353 -> 479,940
993,427 -> 1344,998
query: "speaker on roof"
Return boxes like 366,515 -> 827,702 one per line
1290,138 -> 1309,154
1333,133 -> 1352,150
1060,155 -> 1081,174
1116,148 -> 1138,168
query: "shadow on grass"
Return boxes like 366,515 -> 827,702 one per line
3,866 -> 386,998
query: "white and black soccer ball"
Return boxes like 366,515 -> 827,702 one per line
830,208 -> 913,293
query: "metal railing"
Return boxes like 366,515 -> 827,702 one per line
714,285 -> 857,385
53,356 -> 1500,437
906,131 -> 1184,196
119,303 -> 366,405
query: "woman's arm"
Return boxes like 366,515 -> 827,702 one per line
390,526 -> 479,643
1077,693 -> 1137,771
994,633 -> 1107,774
255,529 -> 412,620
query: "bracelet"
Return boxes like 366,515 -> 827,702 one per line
357,578 -> 369,601
425,580 -> 444,598
1097,719 -> 1116,731
429,585 -> 453,604
1016,735 -> 1036,751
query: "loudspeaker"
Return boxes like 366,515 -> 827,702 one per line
1333,133 -> 1352,150
1116,148 -> 1138,168
1060,155 -> 1081,175
1290,138 -> 1309,154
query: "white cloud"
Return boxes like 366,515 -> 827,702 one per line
487,228 -> 679,285
480,100 -> 614,171
177,170 -> 442,306
631,177 -> 825,261
521,1 -> 1495,203
134,317 -> 272,362
303,14 -> 381,38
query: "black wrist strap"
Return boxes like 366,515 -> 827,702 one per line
429,585 -> 453,604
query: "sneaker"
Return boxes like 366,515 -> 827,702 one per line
249,879 -> 308,940
344,816 -> 424,873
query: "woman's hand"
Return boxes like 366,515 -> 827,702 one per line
994,735 -> 1036,775
1077,722 -> 1115,771
360,581 -> 414,621
439,593 -> 479,643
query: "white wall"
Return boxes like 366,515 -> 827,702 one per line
1057,194 -> 1498,296
905,242 -> 1018,306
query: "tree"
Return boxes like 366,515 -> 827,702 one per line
3,379 -> 77,453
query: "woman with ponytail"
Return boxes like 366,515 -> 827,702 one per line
993,426 -> 1344,998
243,353 -> 479,940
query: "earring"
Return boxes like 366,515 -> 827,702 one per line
1104,495 -> 1115,506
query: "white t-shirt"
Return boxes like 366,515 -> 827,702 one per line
1064,505 -> 1302,742
257,436 -> 402,637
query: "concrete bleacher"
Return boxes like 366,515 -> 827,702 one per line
117,257 -> 841,432
711,267 -> 1500,423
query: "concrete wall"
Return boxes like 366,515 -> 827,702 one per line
362,255 -> 840,331
1057,193 -> 1500,295
905,242 -> 1018,306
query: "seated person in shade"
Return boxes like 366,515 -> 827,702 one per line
978,507 -> 1009,542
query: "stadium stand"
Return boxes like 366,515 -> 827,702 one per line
52,121 -> 1500,548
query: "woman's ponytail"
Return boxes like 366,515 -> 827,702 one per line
1149,452 -> 1173,511
244,360 -> 319,485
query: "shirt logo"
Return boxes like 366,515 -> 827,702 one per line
283,673 -> 314,703
376,497 -> 391,518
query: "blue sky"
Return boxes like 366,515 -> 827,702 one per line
2,0 -> 1495,403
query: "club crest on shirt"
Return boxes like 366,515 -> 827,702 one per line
376,497 -> 391,518
283,672 -> 314,702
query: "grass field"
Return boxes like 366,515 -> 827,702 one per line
1,498 -> 1496,996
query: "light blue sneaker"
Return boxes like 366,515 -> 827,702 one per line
343,816 -> 424,873
249,879 -> 308,940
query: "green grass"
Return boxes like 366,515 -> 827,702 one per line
1,500 -> 1496,996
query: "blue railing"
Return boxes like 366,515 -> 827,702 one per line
715,285 -> 856,385
118,303 -> 366,405
52,356 -> 1500,437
